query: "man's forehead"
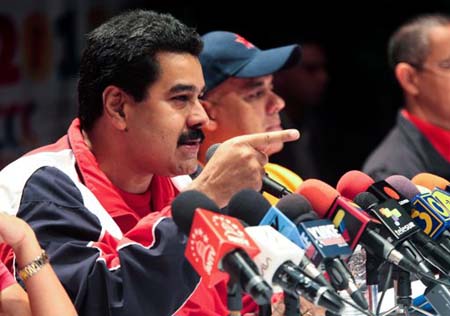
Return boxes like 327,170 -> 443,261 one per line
228,75 -> 273,90
154,52 -> 205,93
207,75 -> 272,99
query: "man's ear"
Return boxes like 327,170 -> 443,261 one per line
102,85 -> 128,131
395,62 -> 419,96
200,99 -> 218,131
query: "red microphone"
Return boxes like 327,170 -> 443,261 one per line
337,170 -> 408,204
336,170 -> 374,200
171,190 -> 272,305
186,208 -> 260,286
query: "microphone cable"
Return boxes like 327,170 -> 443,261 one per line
375,262 -> 393,316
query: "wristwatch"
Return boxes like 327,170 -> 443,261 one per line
19,249 -> 49,281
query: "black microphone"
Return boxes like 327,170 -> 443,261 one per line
355,191 -> 450,316
354,192 -> 436,281
205,143 -> 292,198
337,170 -> 450,273
276,194 -> 368,310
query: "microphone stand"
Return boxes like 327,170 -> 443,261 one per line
284,292 -> 300,316
380,268 -> 432,316
258,304 -> 272,316
227,280 -> 242,316
366,253 -> 380,314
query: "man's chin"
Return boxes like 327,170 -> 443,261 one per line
173,161 -> 199,177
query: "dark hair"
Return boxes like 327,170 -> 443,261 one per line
78,9 -> 203,130
388,13 -> 450,70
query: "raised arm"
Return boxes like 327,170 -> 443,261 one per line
190,129 -> 300,207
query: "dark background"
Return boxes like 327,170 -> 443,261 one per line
3,0 -> 450,185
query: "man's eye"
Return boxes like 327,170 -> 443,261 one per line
173,95 -> 190,102
439,60 -> 450,69
245,90 -> 265,101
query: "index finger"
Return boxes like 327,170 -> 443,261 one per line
235,129 -> 300,151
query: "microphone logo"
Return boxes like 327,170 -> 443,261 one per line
189,228 -> 217,275
331,208 -> 351,242
379,207 -> 401,226
307,224 -> 347,247
410,193 -> 449,236
212,215 -> 250,247
259,257 -> 272,277
431,190 -> 450,212
370,200 -> 419,240
382,186 -> 400,200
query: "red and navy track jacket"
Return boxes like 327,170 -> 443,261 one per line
0,119 -> 200,316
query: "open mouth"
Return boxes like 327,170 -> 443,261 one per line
181,139 -> 202,146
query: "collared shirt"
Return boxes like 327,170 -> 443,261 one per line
402,109 -> 450,163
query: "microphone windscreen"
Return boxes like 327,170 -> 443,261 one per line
415,185 -> 432,194
353,191 -> 379,210
385,175 -> 420,200
227,189 -> 271,226
412,173 -> 450,191
336,170 -> 374,200
296,179 -> 339,218
205,143 -> 221,163
276,193 -> 313,220
293,212 -> 319,224
171,190 -> 220,234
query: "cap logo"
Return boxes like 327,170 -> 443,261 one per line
234,34 -> 254,49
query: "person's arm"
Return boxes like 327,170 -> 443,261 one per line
0,259 -> 31,316
190,130 -> 300,207
0,283 -> 31,316
0,166 -> 199,316
0,212 -> 77,316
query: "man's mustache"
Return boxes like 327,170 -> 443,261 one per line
177,128 -> 205,146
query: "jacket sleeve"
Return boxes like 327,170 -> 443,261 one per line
8,166 -> 199,316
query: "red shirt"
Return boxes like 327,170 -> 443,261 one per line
402,109 -> 450,162
0,261 -> 15,291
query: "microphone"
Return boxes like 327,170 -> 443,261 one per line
227,190 -> 344,314
411,173 -> 450,221
412,174 -> 450,253
355,191 -> 450,316
205,144 -> 292,198
337,170 -> 450,272
413,173 -> 450,193
275,193 -> 321,224
244,225 -> 344,314
226,189 -> 329,288
337,170 -> 375,201
353,192 -> 436,277
171,190 -> 272,304
296,179 -> 422,275
385,175 -> 450,269
276,194 -> 368,310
